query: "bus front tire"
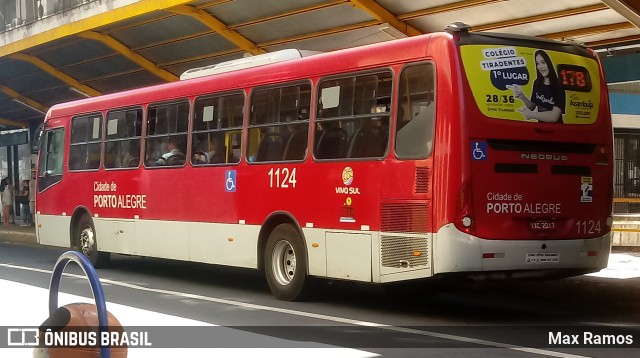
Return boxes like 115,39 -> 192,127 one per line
264,223 -> 313,301
75,215 -> 110,268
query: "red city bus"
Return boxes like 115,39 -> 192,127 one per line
35,24 -> 613,300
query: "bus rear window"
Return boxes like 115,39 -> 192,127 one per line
460,45 -> 601,125
395,63 -> 435,159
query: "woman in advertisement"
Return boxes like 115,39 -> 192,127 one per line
507,50 -> 566,123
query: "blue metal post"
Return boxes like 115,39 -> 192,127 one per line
49,251 -> 110,358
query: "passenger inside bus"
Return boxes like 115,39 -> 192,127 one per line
194,135 -> 225,164
155,136 -> 185,166
126,142 -> 140,167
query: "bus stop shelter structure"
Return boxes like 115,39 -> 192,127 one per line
1,0 -> 640,242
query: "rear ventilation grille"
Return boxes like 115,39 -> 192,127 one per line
381,202 -> 429,234
415,167 -> 429,194
381,235 -> 429,268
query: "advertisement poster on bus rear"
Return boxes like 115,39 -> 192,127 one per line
460,45 -> 601,124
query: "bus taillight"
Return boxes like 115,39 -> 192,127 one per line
596,145 -> 609,165
461,216 -> 472,228
455,179 -> 476,234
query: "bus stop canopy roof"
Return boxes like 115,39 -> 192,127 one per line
0,0 -> 639,129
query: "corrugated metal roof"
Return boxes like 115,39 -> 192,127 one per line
0,0 -> 638,127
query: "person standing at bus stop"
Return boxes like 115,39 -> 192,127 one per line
1,177 -> 15,226
507,49 -> 565,123
16,180 -> 30,226
28,171 -> 36,226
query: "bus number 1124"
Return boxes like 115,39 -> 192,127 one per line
268,168 -> 297,188
575,220 -> 601,235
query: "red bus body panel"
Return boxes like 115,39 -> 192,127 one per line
35,31 -> 612,285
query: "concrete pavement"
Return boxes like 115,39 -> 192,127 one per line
1,225 -> 639,306
0,223 -> 36,245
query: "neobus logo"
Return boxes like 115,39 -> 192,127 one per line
520,153 -> 568,161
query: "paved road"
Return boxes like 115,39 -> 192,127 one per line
0,238 -> 639,357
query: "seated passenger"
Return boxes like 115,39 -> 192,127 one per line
194,136 -> 224,164
156,136 -> 185,166
126,142 -> 140,167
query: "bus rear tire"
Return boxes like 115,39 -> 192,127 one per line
265,223 -> 313,301
75,214 -> 110,268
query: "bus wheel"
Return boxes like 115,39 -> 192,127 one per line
265,223 -> 313,301
75,215 -> 110,268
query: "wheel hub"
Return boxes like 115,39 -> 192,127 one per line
80,227 -> 95,257
272,240 -> 296,286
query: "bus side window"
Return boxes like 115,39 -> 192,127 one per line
248,82 -> 311,163
46,129 -> 64,175
315,71 -> 391,160
145,101 -> 189,168
69,114 -> 102,171
395,63 -> 436,159
191,92 -> 244,166
38,128 -> 65,191
105,108 -> 142,169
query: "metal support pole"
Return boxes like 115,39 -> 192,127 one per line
49,251 -> 111,358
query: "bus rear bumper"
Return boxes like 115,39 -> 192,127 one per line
433,224 -> 611,277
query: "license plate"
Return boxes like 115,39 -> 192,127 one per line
529,220 -> 556,231
526,253 -> 559,263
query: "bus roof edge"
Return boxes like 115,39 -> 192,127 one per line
179,49 -> 323,80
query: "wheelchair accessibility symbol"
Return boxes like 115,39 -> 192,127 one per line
225,170 -> 237,192
471,141 -> 488,161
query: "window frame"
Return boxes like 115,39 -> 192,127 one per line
247,80 -> 312,164
104,106 -> 144,170
191,91 -> 245,167
68,112 -> 103,172
143,99 -> 190,169
613,129 -> 640,214
394,61 -> 437,160
314,68 -> 393,161
37,126 -> 65,192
